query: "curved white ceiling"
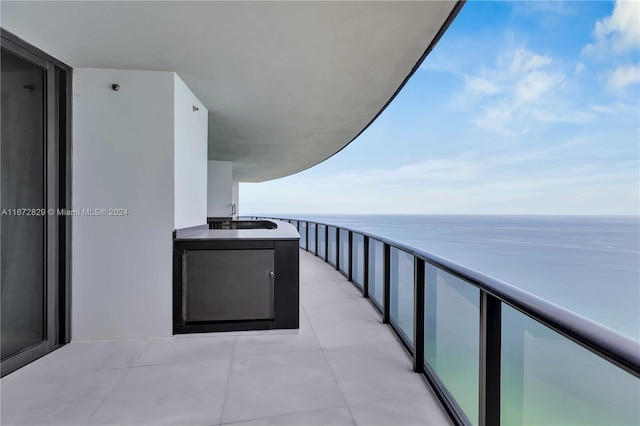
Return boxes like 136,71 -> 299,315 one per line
2,1 -> 462,182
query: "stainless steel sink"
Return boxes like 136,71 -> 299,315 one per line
208,220 -> 277,230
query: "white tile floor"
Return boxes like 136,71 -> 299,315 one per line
1,250 -> 452,426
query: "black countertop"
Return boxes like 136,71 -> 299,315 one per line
174,220 -> 300,241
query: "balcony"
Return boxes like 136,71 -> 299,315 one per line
0,249 -> 450,426
0,0 -> 467,400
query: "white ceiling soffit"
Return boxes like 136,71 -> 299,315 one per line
2,1 -> 463,182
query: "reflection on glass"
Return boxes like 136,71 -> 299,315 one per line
425,266 -> 479,425
327,226 -> 337,266
368,240 -> 384,309
317,225 -> 326,259
308,223 -> 316,255
501,305 -> 640,425
339,229 -> 349,276
1,50 -> 46,360
352,234 -> 365,289
390,248 -> 414,344
299,222 -> 307,249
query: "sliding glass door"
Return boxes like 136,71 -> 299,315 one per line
1,31 -> 70,377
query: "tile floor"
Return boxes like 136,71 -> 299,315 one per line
1,250 -> 452,426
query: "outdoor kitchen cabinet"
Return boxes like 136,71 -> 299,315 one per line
172,220 -> 299,334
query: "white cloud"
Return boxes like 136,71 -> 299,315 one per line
590,100 -> 640,115
514,70 -> 560,105
589,0 -> 640,56
332,157 -> 488,186
607,64 -> 640,89
452,46 -> 575,134
466,76 -> 499,95
510,48 -> 551,74
240,155 -> 639,215
582,0 -> 639,92
315,140 -> 601,192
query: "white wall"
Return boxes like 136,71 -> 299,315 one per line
73,68 -> 175,340
174,75 -> 207,229
231,181 -> 239,218
207,160 -> 233,217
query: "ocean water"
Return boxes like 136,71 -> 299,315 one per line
286,214 -> 640,341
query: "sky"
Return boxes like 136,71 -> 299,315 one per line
240,0 -> 640,215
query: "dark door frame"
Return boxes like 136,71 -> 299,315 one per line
1,29 -> 72,377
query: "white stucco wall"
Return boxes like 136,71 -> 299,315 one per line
174,75 -> 207,229
72,68 -> 175,340
207,160 -> 233,217
231,181 -> 239,218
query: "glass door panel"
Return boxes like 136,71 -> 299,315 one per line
1,49 -> 46,361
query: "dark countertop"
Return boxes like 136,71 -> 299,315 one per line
175,220 -> 300,241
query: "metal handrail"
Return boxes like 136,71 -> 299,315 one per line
254,216 -> 640,426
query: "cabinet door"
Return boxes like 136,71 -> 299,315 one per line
185,249 -> 275,322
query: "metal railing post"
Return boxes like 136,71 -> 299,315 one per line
348,231 -> 353,282
324,225 -> 329,262
335,228 -> 341,271
363,236 -> 369,298
305,221 -> 309,252
413,257 -> 425,373
383,243 -> 391,324
479,291 -> 502,426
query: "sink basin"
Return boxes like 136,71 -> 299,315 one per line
208,220 -> 277,230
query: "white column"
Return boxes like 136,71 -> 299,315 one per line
207,160 -> 233,218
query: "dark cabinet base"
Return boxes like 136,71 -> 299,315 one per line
173,236 -> 299,334
185,249 -> 275,322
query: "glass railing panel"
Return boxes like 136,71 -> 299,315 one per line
299,221 -> 307,249
327,226 -> 337,266
339,229 -> 349,276
291,220 -> 298,230
352,234 -> 365,289
368,239 -> 384,310
425,265 -> 479,425
390,247 -> 415,345
308,223 -> 316,255
317,224 -> 326,259
501,304 -> 640,425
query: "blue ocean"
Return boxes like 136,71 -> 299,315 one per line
282,214 -> 640,341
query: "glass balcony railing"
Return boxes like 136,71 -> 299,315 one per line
317,224 -> 326,259
352,233 -> 365,289
338,228 -> 349,278
327,226 -> 337,267
500,305 -> 640,425
368,238 -> 385,311
427,266 -> 480,424
298,221 -> 306,249
255,217 -> 640,426
390,247 -> 414,345
308,222 -> 316,255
